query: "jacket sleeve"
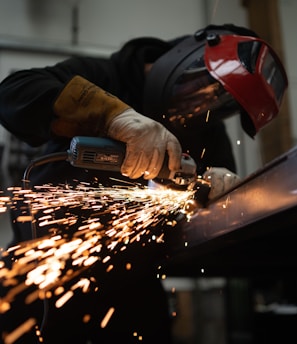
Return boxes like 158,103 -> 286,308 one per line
0,56 -> 112,147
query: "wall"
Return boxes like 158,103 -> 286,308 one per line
279,0 -> 297,144
0,0 -> 205,47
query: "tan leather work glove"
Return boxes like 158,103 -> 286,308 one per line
52,75 -> 130,137
203,167 -> 241,200
53,75 -> 182,180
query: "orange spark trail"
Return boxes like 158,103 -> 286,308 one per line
0,181 -> 195,335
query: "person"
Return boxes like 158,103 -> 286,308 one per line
0,23 -> 288,343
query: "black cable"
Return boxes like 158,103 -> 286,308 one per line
22,151 -> 69,189
22,151 -> 69,335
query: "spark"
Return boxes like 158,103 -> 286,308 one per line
206,109 -> 210,122
0,181 -> 196,334
55,290 -> 74,308
100,307 -> 115,328
200,148 -> 206,159
2,318 -> 37,344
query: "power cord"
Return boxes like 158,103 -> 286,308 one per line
22,151 -> 68,333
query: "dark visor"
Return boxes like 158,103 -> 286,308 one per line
166,59 -> 240,127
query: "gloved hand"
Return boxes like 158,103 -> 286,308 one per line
108,109 -> 182,179
203,167 -> 241,200
52,75 -> 182,180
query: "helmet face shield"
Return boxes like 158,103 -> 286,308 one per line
261,47 -> 288,105
167,61 -> 240,127
205,35 -> 288,136
143,28 -> 288,136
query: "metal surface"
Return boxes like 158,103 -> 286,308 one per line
166,145 -> 297,276
184,145 -> 297,245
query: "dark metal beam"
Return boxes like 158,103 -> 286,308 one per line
166,145 -> 297,277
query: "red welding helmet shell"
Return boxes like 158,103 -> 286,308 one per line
205,33 -> 288,136
143,25 -> 288,137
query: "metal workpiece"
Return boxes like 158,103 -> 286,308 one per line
166,145 -> 297,276
184,146 -> 297,244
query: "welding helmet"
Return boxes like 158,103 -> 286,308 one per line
143,24 -> 288,137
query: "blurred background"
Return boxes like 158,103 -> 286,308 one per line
0,1 -> 296,343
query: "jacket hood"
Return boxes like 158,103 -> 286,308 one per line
110,37 -> 175,111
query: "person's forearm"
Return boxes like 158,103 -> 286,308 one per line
0,56 -> 109,147
0,69 -> 63,146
